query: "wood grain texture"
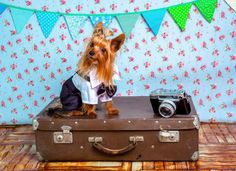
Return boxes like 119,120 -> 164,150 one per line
0,123 -> 236,170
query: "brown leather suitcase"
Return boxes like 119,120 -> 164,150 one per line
33,96 -> 199,161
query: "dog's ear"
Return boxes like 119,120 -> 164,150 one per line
110,34 -> 125,52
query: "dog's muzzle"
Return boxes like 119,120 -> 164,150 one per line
89,51 -> 95,58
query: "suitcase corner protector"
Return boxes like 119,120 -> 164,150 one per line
32,117 -> 39,131
193,115 -> 200,129
36,151 -> 44,161
191,151 -> 199,161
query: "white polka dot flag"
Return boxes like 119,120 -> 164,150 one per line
36,12 -> 60,38
64,16 -> 88,40
90,16 -> 114,28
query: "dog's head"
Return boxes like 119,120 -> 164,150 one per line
78,22 -> 125,86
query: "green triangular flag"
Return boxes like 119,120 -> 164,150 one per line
116,14 -> 139,38
10,8 -> 33,34
195,0 -> 217,23
168,3 -> 192,31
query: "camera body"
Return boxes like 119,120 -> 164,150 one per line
150,89 -> 191,118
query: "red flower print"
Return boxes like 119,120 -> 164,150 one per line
133,65 -> 139,70
95,0 -> 100,4
157,67 -> 163,73
227,78 -> 234,84
65,8 -> 71,13
127,79 -> 134,85
198,99 -> 204,106
144,84 -> 150,90
215,93 -> 221,98
42,5 -> 49,11
27,91 -> 34,98
11,118 -> 18,124
150,71 -> 155,78
127,90 -> 133,96
177,84 -> 183,89
28,113 -> 34,118
60,0 -> 66,5
1,101 -> 5,108
160,79 -> 167,85
227,112 -> 233,118
162,56 -> 168,61
11,86 -> 18,92
1,45 -> 5,52
193,89 -> 199,96
25,1 -> 32,6
110,4 -> 117,10
177,61 -> 184,68
209,107 -> 216,113
210,84 -> 217,90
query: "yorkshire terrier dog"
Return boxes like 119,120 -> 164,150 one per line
60,22 -> 125,117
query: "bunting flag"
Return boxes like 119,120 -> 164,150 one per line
142,8 -> 166,35
225,0 -> 236,11
64,16 -> 88,40
90,16 -> 113,28
36,12 -> 59,38
116,14 -> 139,38
195,0 -> 217,23
0,0 -> 220,39
10,8 -> 33,34
168,3 -> 192,31
0,4 -> 6,14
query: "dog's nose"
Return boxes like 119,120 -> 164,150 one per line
89,51 -> 95,57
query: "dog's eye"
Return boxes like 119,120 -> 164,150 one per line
90,43 -> 94,47
101,48 -> 106,53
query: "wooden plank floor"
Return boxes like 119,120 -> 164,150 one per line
0,123 -> 236,171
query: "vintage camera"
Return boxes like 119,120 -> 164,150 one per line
150,89 -> 191,118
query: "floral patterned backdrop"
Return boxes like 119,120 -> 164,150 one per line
0,0 -> 235,124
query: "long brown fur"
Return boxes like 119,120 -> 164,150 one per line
75,22 -> 125,117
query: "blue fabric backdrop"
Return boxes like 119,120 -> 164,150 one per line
0,0 -> 235,124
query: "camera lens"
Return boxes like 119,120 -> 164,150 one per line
159,100 -> 176,118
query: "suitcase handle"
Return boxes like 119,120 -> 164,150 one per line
88,136 -> 143,155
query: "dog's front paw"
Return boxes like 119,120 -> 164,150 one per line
87,111 -> 97,118
71,110 -> 84,116
107,108 -> 119,115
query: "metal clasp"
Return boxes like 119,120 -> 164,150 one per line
159,130 -> 179,142
88,137 -> 103,143
129,136 -> 144,143
53,125 -> 73,144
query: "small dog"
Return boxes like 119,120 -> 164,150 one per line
60,22 -> 125,117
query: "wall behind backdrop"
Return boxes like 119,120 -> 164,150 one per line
0,0 -> 235,124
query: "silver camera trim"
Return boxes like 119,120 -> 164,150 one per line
151,88 -> 186,99
158,100 -> 176,118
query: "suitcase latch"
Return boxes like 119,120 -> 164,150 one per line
53,125 -> 73,144
158,131 -> 179,142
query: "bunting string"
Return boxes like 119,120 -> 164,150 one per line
0,0 -> 219,39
